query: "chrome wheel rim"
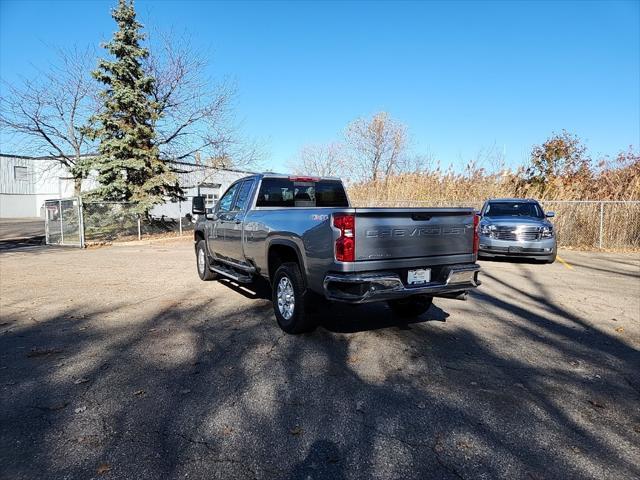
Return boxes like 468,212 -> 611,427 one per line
198,248 -> 205,274
276,276 -> 295,320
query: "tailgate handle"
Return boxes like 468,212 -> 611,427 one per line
411,213 -> 432,221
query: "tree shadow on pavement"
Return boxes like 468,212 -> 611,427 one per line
1,270 -> 639,480
217,277 -> 272,300
320,301 -> 450,333
479,256 -> 546,265
561,260 -> 640,279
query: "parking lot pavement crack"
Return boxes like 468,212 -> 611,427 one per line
265,332 -> 286,357
623,376 -> 640,396
353,418 -> 430,449
156,430 -> 262,478
172,431 -> 218,453
431,433 -> 468,480
354,419 -> 468,479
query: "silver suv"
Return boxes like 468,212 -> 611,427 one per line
477,198 -> 556,263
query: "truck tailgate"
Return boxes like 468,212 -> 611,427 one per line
354,208 -> 475,261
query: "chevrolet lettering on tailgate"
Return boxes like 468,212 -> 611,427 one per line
365,226 -> 466,238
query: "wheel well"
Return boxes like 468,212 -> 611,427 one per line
268,244 -> 300,281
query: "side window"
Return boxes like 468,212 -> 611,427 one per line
217,183 -> 240,213
232,180 -> 255,211
256,178 -> 295,207
533,203 -> 544,218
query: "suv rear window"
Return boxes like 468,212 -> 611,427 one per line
256,178 -> 349,208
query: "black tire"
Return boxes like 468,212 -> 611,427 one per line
388,295 -> 433,318
196,240 -> 217,281
272,262 -> 317,334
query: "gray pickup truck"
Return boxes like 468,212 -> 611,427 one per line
192,173 -> 481,333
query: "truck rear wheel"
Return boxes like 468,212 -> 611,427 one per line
388,295 -> 433,318
196,240 -> 217,281
272,262 -> 316,334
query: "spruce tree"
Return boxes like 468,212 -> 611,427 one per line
89,0 -> 181,212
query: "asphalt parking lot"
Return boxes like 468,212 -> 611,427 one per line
1,239 -> 639,479
0,218 -> 45,251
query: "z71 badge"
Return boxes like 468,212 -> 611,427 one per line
311,214 -> 329,221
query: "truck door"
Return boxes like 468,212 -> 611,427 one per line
207,181 -> 240,259
221,179 -> 255,263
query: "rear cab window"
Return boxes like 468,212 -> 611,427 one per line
256,177 -> 349,208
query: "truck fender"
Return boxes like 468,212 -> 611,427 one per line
266,237 -> 307,283
194,228 -> 206,252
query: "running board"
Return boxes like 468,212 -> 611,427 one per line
214,256 -> 257,274
210,263 -> 253,284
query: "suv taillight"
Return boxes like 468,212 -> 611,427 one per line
473,214 -> 480,255
334,213 -> 355,262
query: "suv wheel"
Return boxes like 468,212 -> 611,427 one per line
388,295 -> 433,318
272,262 -> 316,334
196,240 -> 217,281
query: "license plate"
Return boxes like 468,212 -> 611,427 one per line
508,246 -> 523,253
407,268 -> 431,285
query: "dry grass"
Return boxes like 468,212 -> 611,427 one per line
348,152 -> 640,250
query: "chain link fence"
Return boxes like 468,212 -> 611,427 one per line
44,198 -> 84,247
46,197 -> 639,250
542,201 -> 640,250
353,199 -> 640,250
83,201 -> 195,243
44,197 -> 195,247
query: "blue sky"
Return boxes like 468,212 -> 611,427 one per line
1,0 -> 639,172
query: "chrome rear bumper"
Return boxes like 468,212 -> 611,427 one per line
323,264 -> 481,303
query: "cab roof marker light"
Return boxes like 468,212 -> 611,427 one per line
289,176 -> 320,182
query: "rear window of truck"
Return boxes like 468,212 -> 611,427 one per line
256,178 -> 349,208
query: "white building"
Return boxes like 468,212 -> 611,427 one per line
0,154 -> 80,218
0,153 -> 252,218
149,159 -> 252,218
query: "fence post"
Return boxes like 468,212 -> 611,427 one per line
59,199 -> 64,244
599,202 -> 604,249
179,199 -> 183,236
45,202 -> 50,245
137,215 -> 142,241
78,196 -> 85,248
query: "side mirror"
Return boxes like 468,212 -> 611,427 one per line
192,196 -> 206,214
546,211 -> 555,218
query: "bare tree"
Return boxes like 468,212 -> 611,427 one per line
344,112 -> 407,182
1,30 -> 259,197
290,143 -> 345,177
0,48 -> 98,194
145,31 -> 258,170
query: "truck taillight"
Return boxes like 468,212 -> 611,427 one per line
473,214 -> 480,255
334,213 -> 355,262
